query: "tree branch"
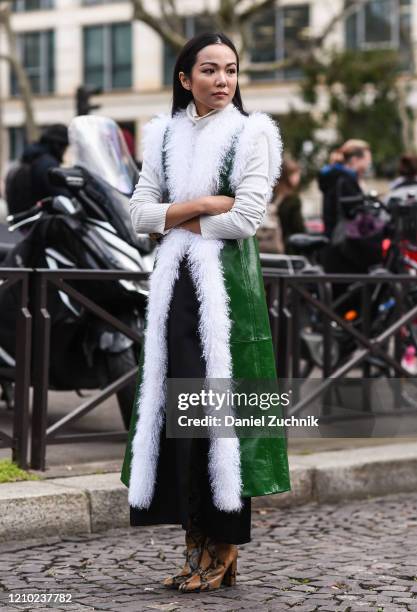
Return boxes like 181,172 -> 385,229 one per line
0,2 -> 39,141
312,0 -> 369,48
238,0 -> 277,24
128,0 -> 375,78
158,0 -> 183,34
131,0 -> 185,51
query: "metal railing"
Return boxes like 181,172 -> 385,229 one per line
263,271 -> 417,417
2,265 -> 417,469
30,269 -> 149,470
0,269 -> 32,468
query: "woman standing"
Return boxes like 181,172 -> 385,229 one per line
121,32 -> 291,593
274,159 -> 306,253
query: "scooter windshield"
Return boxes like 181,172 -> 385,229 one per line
68,116 -> 139,195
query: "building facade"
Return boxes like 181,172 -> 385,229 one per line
0,0 -> 415,175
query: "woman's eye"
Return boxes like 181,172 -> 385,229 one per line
203,69 -> 214,74
227,69 -> 236,75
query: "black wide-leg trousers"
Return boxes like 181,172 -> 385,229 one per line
130,256 -> 251,544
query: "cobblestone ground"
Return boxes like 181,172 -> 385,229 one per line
0,492 -> 417,612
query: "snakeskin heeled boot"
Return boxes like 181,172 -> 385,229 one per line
178,538 -> 238,593
162,526 -> 206,589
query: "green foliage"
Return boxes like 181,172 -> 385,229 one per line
301,49 -> 405,177
274,110 -> 321,185
277,110 -> 317,158
0,459 -> 39,484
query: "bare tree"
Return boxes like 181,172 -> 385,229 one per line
129,0 -> 372,74
0,0 -> 39,148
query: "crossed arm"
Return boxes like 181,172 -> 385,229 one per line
130,134 -> 270,240
163,196 -> 234,235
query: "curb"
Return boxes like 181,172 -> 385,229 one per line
255,441 -> 417,509
1,442 -> 417,542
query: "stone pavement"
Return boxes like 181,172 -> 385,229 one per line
0,491 -> 416,612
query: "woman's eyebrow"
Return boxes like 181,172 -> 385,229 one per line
199,61 -> 237,67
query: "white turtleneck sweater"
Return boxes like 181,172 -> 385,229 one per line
130,101 -> 270,240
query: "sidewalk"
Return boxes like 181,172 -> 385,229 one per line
1,491 -> 416,611
2,440 -> 417,543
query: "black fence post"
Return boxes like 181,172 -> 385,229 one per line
30,272 -> 51,470
361,283 -> 371,413
291,284 -> 300,380
393,281 -> 404,409
277,277 -> 289,379
12,272 -> 32,469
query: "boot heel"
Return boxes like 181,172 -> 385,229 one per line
222,557 -> 237,586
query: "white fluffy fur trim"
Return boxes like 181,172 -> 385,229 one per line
230,112 -> 283,201
141,114 -> 171,186
128,229 -> 189,509
187,235 -> 243,512
129,230 -> 242,512
141,109 -> 282,203
146,107 -> 246,203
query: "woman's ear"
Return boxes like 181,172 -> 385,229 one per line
179,71 -> 191,91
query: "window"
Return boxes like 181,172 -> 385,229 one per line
249,5 -> 310,81
8,127 -> 27,162
163,14 -> 215,86
8,125 -> 49,161
10,30 -> 55,95
13,0 -> 53,11
250,8 -> 277,81
345,0 -> 412,70
84,23 -> 132,90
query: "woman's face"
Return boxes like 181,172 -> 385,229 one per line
179,43 -> 238,116
289,170 -> 301,189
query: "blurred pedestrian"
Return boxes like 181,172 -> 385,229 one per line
387,153 -> 417,200
318,139 -> 371,238
5,124 -> 69,216
320,139 -> 383,276
273,158 -> 305,253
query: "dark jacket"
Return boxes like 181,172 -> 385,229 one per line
21,142 -> 69,203
319,164 -> 383,276
318,163 -> 362,238
278,193 -> 305,253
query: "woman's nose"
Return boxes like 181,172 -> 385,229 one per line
215,73 -> 227,86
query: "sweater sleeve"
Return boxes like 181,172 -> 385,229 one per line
199,134 -> 270,240
129,157 -> 171,235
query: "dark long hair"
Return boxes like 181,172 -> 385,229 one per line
171,32 -> 247,117
398,153 -> 417,179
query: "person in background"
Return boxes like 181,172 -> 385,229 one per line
320,139 -> 381,277
21,124 -> 69,203
318,139 -> 372,238
5,124 -> 70,216
273,158 -> 305,253
387,154 -> 417,201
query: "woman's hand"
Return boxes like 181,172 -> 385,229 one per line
203,196 -> 234,215
164,196 -> 234,231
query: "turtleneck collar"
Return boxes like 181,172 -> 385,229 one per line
186,100 -> 236,126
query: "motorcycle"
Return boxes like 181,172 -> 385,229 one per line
0,116 -> 154,428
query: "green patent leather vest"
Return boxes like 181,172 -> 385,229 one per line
121,124 -> 291,499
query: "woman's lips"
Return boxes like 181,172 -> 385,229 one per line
213,92 -> 228,97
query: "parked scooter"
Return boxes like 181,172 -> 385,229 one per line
0,223 -> 25,410
0,116 -> 154,428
